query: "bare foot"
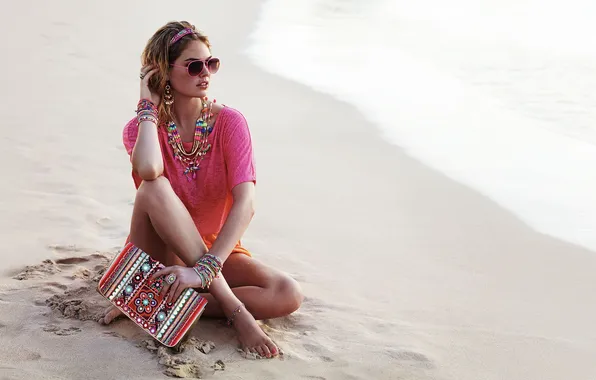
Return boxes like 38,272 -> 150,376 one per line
98,305 -> 124,325
230,305 -> 278,358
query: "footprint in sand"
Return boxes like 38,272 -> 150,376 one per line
139,337 -> 219,378
37,282 -> 70,302
55,256 -> 108,281
43,324 -> 81,336
45,286 -> 106,322
44,272 -> 109,322
55,257 -> 91,265
34,281 -> 68,298
13,259 -> 62,280
13,253 -> 111,282
70,267 -> 92,280
11,253 -> 114,322
23,351 -> 42,361
386,350 -> 434,369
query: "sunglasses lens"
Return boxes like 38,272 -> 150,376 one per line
188,61 -> 205,76
208,58 -> 220,74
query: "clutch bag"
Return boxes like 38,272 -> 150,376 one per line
97,242 -> 207,347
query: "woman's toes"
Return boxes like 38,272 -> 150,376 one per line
100,306 -> 123,325
265,340 -> 279,357
261,344 -> 272,358
255,346 -> 266,358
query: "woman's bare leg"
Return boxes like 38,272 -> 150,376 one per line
99,176 -> 302,357
200,253 -> 303,320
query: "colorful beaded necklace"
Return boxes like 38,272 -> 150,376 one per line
166,99 -> 214,179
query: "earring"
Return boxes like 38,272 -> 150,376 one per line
164,81 -> 174,106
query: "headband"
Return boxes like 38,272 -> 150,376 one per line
170,28 -> 195,45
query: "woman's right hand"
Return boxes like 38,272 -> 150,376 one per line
140,65 -> 160,106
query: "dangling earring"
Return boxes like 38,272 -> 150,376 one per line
164,81 -> 174,106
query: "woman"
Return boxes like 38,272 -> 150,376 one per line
99,21 -> 303,358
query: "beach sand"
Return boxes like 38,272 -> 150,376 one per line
1,0 -> 595,379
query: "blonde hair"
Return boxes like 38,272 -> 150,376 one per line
141,21 -> 211,125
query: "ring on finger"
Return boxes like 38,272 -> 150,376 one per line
139,72 -> 146,79
165,273 -> 177,285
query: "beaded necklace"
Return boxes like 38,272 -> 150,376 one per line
166,99 -> 214,179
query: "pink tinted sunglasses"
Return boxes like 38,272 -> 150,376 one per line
170,57 -> 221,76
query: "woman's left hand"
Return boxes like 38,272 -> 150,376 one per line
150,266 -> 202,303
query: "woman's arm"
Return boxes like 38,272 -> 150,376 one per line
132,66 -> 164,181
207,182 -> 256,262
131,120 -> 164,180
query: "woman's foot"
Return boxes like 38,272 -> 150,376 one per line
99,305 -> 124,325
100,303 -> 279,358
230,305 -> 279,358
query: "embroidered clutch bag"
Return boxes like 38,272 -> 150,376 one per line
97,242 -> 207,347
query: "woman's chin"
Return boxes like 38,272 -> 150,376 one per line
178,89 -> 208,100
195,87 -> 209,99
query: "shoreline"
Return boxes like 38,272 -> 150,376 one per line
246,0 -> 596,255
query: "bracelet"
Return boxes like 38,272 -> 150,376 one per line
193,254 -> 223,289
136,99 -> 158,125
137,115 -> 158,124
137,98 -> 157,113
226,303 -> 244,326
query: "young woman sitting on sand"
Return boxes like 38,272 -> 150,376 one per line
99,21 -> 303,358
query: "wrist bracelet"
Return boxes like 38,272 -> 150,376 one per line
193,253 -> 223,288
137,115 -> 158,125
136,99 -> 158,125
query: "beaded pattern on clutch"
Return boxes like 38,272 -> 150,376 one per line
97,243 -> 207,347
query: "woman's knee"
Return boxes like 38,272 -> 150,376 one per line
274,275 -> 304,315
136,176 -> 171,205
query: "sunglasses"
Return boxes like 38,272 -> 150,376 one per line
170,57 -> 221,76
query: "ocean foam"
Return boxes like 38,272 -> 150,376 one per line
246,0 -> 596,251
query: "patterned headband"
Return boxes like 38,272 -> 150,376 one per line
170,28 -> 195,45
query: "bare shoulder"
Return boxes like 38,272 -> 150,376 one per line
211,102 -> 225,116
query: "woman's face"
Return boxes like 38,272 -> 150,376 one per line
169,40 -> 214,99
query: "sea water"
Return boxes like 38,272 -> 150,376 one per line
246,0 -> 596,252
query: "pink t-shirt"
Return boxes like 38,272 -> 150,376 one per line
123,106 -> 256,236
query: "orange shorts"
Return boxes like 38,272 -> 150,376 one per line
124,233 -> 251,257
202,233 -> 252,257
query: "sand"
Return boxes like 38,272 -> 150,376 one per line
1,0 -> 595,379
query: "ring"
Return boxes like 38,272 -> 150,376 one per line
165,273 -> 177,285
140,72 -> 146,79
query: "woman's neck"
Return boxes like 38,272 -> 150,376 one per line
172,95 -> 203,133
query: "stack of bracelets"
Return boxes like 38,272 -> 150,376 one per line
137,98 -> 158,125
193,254 -> 224,289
